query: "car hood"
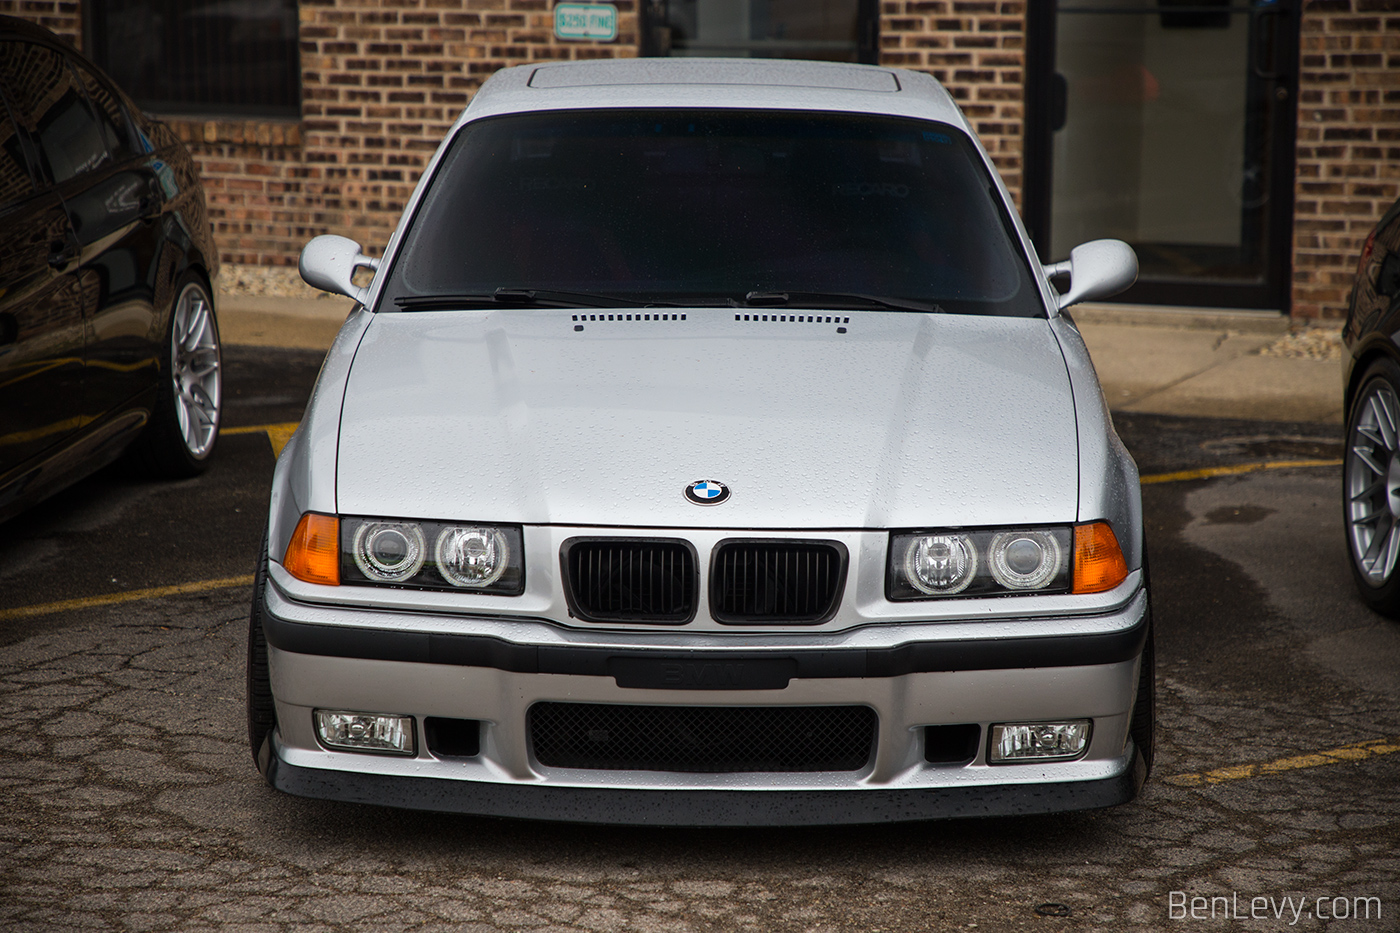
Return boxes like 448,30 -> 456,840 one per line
335,309 -> 1079,528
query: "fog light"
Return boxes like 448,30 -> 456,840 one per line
989,721 -> 1090,764
314,710 -> 415,755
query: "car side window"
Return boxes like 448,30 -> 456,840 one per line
0,40 -> 110,184
1378,252 -> 1400,299
1373,212 -> 1400,298
0,95 -> 35,207
69,60 -> 134,163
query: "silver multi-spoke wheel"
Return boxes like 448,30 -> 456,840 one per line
170,282 -> 221,459
1347,378 -> 1400,586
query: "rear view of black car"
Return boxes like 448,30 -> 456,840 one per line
1342,196 -> 1400,613
0,16 -> 221,524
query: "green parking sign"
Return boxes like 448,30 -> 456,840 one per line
554,3 -> 617,41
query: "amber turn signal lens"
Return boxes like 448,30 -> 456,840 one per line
283,513 -> 340,586
1072,522 -> 1128,594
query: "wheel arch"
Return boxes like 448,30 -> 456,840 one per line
1346,339 -> 1400,415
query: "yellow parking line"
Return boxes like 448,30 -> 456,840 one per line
0,575 -> 255,623
5,562 -> 1393,795
1140,459 -> 1342,485
223,421 -> 299,457
221,423 -> 1337,485
1162,737 -> 1400,787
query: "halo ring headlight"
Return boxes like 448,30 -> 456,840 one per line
903,533 -> 977,595
352,522 -> 426,583
989,531 -> 1062,590
436,526 -> 509,588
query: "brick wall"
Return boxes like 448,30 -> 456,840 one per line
148,1 -> 641,267
0,0 -> 79,46
1293,0 -> 1400,321
11,0 -> 1397,320
879,1 -> 1026,206
232,0 -> 640,265
165,119 -> 308,267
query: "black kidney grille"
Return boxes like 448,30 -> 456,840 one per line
529,703 -> 876,773
564,539 -> 696,623
711,540 -> 847,624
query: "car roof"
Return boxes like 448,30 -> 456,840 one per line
459,58 -> 970,132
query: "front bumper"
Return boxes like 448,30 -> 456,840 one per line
260,578 -> 1151,825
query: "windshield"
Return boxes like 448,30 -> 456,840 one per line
383,109 -> 1042,316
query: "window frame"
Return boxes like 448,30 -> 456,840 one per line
82,0 -> 302,121
0,36 -> 117,188
0,86 -> 41,208
379,108 -> 1045,319
639,0 -> 881,64
66,56 -> 140,165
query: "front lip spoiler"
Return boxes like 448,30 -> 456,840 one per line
260,592 -> 1150,678
260,736 -> 1147,826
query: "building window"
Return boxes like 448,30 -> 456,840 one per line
641,0 -> 878,64
85,0 -> 300,119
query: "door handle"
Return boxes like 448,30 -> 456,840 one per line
48,240 -> 78,268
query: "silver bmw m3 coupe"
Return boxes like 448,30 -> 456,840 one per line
248,57 -> 1152,825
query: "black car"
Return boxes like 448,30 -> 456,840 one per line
0,15 -> 221,523
1342,196 -> 1400,614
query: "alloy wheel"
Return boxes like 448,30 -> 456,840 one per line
1347,379 -> 1400,585
170,282 -> 221,458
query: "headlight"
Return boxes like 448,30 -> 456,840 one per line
902,533 -> 977,595
888,527 -> 1072,599
435,526 -> 509,588
340,516 -> 524,594
352,521 -> 426,583
988,530 -> 1063,590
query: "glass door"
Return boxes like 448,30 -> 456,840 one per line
1023,1 -> 1300,310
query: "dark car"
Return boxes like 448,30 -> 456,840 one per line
1342,196 -> 1400,613
0,15 -> 222,524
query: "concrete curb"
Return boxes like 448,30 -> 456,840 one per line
219,294 -> 356,318
215,296 -> 1303,341
1071,302 -> 1290,334
218,294 -> 354,349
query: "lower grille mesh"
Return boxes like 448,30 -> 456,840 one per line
529,702 -> 876,772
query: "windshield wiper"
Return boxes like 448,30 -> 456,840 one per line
742,290 -> 944,314
395,288 -> 643,311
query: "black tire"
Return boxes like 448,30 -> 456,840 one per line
1129,615 -> 1155,777
133,271 -> 222,478
247,531 -> 277,775
1344,357 -> 1400,617
1125,551 -> 1156,777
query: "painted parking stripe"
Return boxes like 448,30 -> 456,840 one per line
223,420 -> 1343,485
4,452 -> 1343,624
1163,737 -> 1400,787
7,570 -> 1394,790
1140,459 -> 1342,485
4,430 -> 1358,787
223,421 -> 299,457
6,570 -> 1395,792
0,575 -> 255,623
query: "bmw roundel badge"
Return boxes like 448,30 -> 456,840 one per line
685,480 -> 730,505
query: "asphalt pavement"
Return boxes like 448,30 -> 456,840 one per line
1,297 -> 1395,932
